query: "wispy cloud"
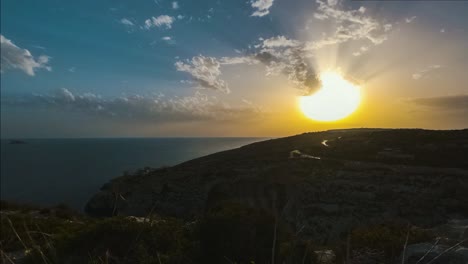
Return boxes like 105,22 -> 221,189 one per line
2,89 -> 264,122
412,64 -> 443,80
144,15 -> 175,29
408,95 -> 468,111
1,35 -> 51,76
250,0 -> 275,17
161,36 -> 175,45
405,16 -> 416,23
120,18 -> 135,26
309,0 -> 391,51
261,36 -> 301,48
172,1 -> 179,10
175,0 -> 397,95
175,56 -> 231,93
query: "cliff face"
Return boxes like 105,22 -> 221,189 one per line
85,129 -> 468,242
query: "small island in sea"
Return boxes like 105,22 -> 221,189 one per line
8,140 -> 27,145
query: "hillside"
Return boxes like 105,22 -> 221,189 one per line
3,129 -> 468,263
86,129 -> 468,242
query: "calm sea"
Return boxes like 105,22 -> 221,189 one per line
0,138 -> 264,210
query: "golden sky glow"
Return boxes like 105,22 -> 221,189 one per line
1,0 -> 467,138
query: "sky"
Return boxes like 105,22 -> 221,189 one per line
1,0 -> 468,138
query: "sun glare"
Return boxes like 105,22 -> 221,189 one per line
299,72 -> 361,122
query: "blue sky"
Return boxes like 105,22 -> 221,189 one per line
1,0 -> 468,137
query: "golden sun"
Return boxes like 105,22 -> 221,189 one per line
299,72 -> 361,122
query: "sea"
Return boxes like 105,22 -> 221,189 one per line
0,138 -> 264,210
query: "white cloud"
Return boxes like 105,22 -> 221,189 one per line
250,0 -> 274,17
144,15 -> 175,29
262,36 -> 301,48
176,36 -> 320,95
68,67 -> 76,73
59,88 -> 76,101
4,89 -> 263,122
1,35 -> 51,76
440,28 -> 445,33
161,36 -> 175,44
219,56 -> 258,65
120,18 -> 134,26
172,1 -> 179,9
412,64 -> 444,80
175,56 -> 230,93
411,73 -> 422,80
307,0 -> 392,51
352,46 -> 370,56
384,24 -> 392,32
405,16 -> 416,23
175,1 -> 398,95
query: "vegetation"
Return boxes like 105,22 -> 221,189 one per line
1,201 -> 321,264
1,200 -> 445,264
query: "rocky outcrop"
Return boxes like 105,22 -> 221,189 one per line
85,129 -> 468,242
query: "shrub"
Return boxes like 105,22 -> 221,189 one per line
344,223 -> 434,263
199,202 -> 317,264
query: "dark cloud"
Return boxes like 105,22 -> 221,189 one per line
409,95 -> 468,111
254,46 -> 321,95
254,51 -> 278,64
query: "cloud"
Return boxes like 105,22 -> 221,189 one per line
412,65 -> 443,80
250,0 -> 274,17
161,36 -> 175,44
2,89 -> 263,122
175,56 -> 231,93
1,35 -> 51,76
176,36 -> 321,95
405,16 -> 416,23
309,0 -> 391,51
120,18 -> 134,26
262,36 -> 301,48
219,56 -> 258,65
172,1 -> 179,9
144,15 -> 175,29
175,1 -> 394,95
352,46 -> 370,57
408,95 -> 468,111
254,43 -> 321,94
